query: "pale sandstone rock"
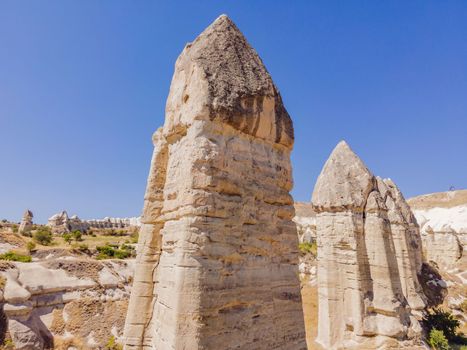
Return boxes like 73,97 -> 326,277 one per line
1,259 -> 134,349
408,190 -> 467,268
47,211 -> 89,234
293,202 -> 316,244
124,14 -> 306,350
18,210 -> 33,235
312,141 -> 428,350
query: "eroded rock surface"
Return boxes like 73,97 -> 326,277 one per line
312,141 -> 429,350
18,210 -> 33,236
0,258 -> 133,349
409,190 -> 467,269
124,14 -> 306,350
294,202 -> 316,244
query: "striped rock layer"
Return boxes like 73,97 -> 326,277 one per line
312,141 -> 427,350
123,15 -> 306,350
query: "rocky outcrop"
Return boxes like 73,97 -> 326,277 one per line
294,202 -> 316,244
312,141 -> 428,350
124,14 -> 306,350
87,216 -> 141,229
408,190 -> 467,269
48,211 -> 141,234
47,211 -> 87,234
18,210 -> 33,235
0,258 -> 133,349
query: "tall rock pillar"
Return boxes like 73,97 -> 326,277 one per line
124,15 -> 307,350
312,141 -> 427,350
18,210 -> 33,235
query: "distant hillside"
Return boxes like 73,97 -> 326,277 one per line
407,189 -> 467,210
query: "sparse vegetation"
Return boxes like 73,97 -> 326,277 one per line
0,251 -> 32,263
96,243 -> 135,260
0,276 -> 6,290
429,329 -> 450,350
33,226 -> 54,246
130,231 -> 139,244
26,241 -> 36,253
71,242 -> 89,253
63,233 -> 73,245
104,336 -> 122,350
423,308 -> 467,347
299,241 -> 317,256
11,224 -> 18,233
460,300 -> 467,314
71,230 -> 83,242
0,339 -> 15,350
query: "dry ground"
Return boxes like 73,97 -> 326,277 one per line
301,281 -> 323,350
408,189 -> 467,209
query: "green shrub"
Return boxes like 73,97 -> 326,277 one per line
12,225 -> 18,233
423,308 -> 467,345
104,336 -> 122,350
0,251 -> 32,263
71,242 -> 89,253
63,233 -> 72,245
428,329 -> 450,350
71,230 -> 82,242
26,241 -> 36,253
96,244 -> 134,260
298,241 -> 317,256
33,227 -> 53,246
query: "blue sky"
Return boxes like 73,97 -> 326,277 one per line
1,1 -> 466,223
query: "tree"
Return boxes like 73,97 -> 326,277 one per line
63,233 -> 72,245
26,241 -> 36,253
33,227 -> 53,246
71,230 -> 82,242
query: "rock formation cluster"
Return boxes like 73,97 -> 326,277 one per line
47,211 -> 140,234
312,141 -> 428,350
18,210 -> 33,235
124,14 -> 306,350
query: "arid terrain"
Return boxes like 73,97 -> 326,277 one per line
0,189 -> 464,349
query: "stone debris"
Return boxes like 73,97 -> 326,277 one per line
18,210 -> 33,235
124,14 -> 306,350
312,141 -> 429,350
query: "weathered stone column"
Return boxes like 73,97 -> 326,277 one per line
312,141 -> 427,350
18,210 -> 33,235
124,15 -> 306,350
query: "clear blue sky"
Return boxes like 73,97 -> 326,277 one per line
1,1 -> 466,223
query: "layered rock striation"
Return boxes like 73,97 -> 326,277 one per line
312,141 -> 428,349
124,15 -> 306,350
